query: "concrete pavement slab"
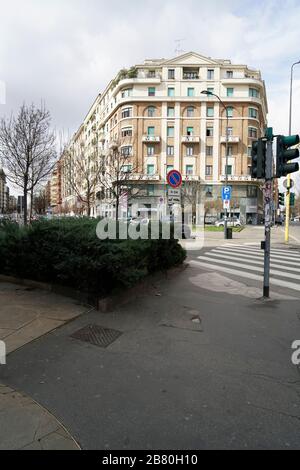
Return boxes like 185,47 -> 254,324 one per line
0,384 -> 80,450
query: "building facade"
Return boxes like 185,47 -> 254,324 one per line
0,168 -> 10,214
58,52 -> 268,223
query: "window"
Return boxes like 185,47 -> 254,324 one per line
187,107 -> 195,117
147,126 -> 155,136
121,164 -> 132,173
167,165 -> 174,173
167,107 -> 175,117
121,127 -> 133,137
167,145 -> 174,156
249,107 -> 258,119
187,127 -> 194,136
168,69 -> 175,79
227,88 -> 234,97
247,146 -> 252,157
168,87 -> 175,97
206,165 -> 213,176
249,127 -> 258,138
148,87 -> 156,97
207,69 -> 215,80
226,71 -> 233,79
249,88 -> 259,98
167,127 -> 174,137
147,145 -> 155,156
207,127 -> 214,137
186,146 -> 193,156
206,146 -> 213,156
121,146 -> 132,156
226,145 -> 233,157
147,185 -> 155,196
227,127 -> 233,136
121,88 -> 132,98
207,107 -> 214,118
187,88 -> 195,97
121,107 -> 132,119
147,106 -> 156,117
207,87 -> 214,96
186,165 -> 194,175
227,107 -> 233,118
148,70 -> 156,78
225,165 -> 232,176
147,164 -> 155,175
247,186 -> 258,197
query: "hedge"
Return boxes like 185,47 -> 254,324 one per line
0,218 -> 186,297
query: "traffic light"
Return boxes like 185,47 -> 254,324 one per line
278,193 -> 285,207
276,135 -> 300,178
290,193 -> 295,207
251,138 -> 266,179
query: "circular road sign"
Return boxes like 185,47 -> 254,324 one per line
167,170 -> 182,189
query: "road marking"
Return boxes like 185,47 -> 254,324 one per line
196,256 -> 300,281
211,249 -> 300,266
190,260 -> 300,292
214,246 -> 300,260
205,252 -> 300,272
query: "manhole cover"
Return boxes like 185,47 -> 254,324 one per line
71,324 -> 122,348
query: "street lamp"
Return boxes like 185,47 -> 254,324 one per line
285,60 -> 300,243
201,90 -> 230,239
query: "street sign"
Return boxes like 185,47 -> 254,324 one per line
223,200 -> 230,210
222,186 -> 232,201
283,179 -> 295,190
168,188 -> 181,205
167,170 -> 182,189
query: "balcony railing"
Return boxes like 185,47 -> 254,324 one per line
183,73 -> 199,80
142,135 -> 161,143
220,175 -> 254,182
220,136 -> 240,144
182,175 -> 200,181
181,136 -> 200,143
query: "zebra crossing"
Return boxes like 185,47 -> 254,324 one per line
192,244 -> 300,293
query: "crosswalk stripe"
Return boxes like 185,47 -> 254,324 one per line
204,252 -> 300,273
214,246 -> 300,260
197,256 -> 300,281
211,249 -> 300,267
224,246 -> 300,256
190,260 -> 300,292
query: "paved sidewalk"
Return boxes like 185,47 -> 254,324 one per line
0,384 -> 80,450
0,281 -> 89,450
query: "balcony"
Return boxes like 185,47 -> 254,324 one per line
183,175 -> 200,181
142,135 -> 161,143
220,175 -> 254,182
182,136 -> 200,143
126,173 -> 160,181
183,72 -> 199,80
220,136 -> 240,144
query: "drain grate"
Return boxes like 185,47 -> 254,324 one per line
71,324 -> 122,349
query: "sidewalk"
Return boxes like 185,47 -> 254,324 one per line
0,282 -> 89,450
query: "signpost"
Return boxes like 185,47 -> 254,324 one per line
168,188 -> 181,206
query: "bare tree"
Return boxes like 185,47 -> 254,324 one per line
0,103 -> 57,224
32,188 -> 50,215
99,139 -> 142,221
181,179 -> 202,224
62,132 -> 103,217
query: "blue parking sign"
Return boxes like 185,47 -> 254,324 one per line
222,186 -> 232,201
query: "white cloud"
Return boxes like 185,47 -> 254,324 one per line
0,0 -> 300,148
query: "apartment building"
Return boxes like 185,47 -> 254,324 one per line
59,52 -> 268,223
0,168 -> 9,214
50,161 -> 62,213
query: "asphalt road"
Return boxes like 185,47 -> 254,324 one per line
1,255 -> 300,450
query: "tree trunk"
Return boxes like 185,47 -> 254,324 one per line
23,187 -> 28,226
29,187 -> 34,223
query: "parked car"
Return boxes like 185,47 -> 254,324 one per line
215,217 -> 241,228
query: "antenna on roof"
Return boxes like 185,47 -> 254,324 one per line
174,39 -> 186,56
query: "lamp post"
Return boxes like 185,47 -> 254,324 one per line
285,60 -> 300,243
201,90 -> 229,239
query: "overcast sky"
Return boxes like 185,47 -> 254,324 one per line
0,0 -> 300,191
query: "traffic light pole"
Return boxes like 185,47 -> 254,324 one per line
263,140 -> 274,299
